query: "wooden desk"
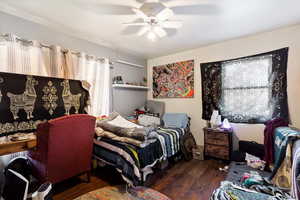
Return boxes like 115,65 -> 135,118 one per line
0,137 -> 37,156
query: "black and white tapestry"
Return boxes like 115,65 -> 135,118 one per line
0,72 -> 90,137
201,48 -> 289,124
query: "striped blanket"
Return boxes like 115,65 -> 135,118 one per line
93,127 -> 185,186
153,127 -> 185,159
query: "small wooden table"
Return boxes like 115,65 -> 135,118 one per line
0,137 -> 37,156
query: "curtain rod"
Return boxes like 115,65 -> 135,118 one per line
1,33 -> 112,64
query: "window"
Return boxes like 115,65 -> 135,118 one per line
201,48 -> 289,124
219,55 -> 273,123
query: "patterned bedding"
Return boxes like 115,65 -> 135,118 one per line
93,127 -> 185,186
271,127 -> 300,188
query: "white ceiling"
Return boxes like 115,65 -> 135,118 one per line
1,0 -> 300,59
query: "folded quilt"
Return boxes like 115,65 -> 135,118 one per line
95,127 -> 143,147
98,120 -> 148,142
96,113 -> 157,142
95,127 -> 157,148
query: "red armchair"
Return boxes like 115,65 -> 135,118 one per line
28,114 -> 96,184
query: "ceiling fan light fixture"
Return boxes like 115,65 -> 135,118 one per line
147,31 -> 157,41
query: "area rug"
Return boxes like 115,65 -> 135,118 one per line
225,162 -> 271,185
74,185 -> 171,200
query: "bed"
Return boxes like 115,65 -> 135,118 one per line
93,102 -> 189,186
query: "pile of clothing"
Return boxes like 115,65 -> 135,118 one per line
211,172 -> 292,200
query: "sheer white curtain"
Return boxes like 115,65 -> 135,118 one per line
74,53 -> 110,116
0,34 -> 49,76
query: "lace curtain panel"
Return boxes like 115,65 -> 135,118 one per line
201,48 -> 289,123
0,33 -> 110,116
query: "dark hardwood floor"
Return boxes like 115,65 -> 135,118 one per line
53,159 -> 226,200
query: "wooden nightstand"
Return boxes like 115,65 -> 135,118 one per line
204,127 -> 233,161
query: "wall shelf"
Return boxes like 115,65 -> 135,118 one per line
115,60 -> 145,69
112,84 -> 149,90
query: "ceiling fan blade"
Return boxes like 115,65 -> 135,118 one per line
170,4 -> 219,15
137,26 -> 150,36
123,22 -> 149,26
162,21 -> 182,29
134,0 -> 147,3
156,8 -> 174,21
132,8 -> 148,19
153,27 -> 167,38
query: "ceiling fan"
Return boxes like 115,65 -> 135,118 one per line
75,0 -> 219,41
123,1 -> 183,41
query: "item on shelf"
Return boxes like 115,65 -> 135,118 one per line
113,76 -> 123,84
140,77 -> 147,86
125,82 -> 139,86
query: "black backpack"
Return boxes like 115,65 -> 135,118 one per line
2,156 -> 52,200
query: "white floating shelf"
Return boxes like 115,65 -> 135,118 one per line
112,84 -> 149,90
115,60 -> 145,69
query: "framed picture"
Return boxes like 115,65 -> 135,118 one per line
153,60 -> 194,98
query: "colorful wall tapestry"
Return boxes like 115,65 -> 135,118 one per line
153,60 -> 194,98
0,72 -> 90,137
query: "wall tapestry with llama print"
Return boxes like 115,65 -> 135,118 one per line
153,60 -> 194,98
0,72 -> 90,137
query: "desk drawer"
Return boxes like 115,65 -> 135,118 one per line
205,132 -> 229,146
205,144 -> 229,160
